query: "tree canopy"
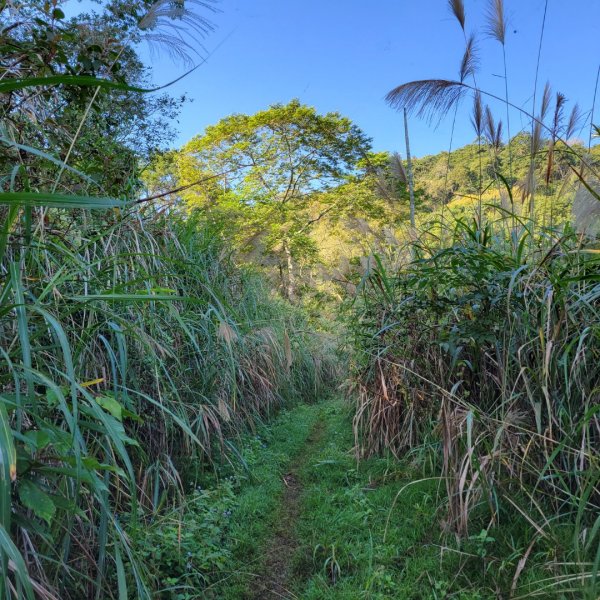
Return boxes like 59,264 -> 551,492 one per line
150,100 -> 373,299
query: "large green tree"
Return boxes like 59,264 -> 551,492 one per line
155,100 -> 372,299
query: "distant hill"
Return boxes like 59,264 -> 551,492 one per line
411,133 -> 600,208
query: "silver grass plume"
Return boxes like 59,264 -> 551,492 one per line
448,0 -> 466,32
375,152 -> 407,201
471,91 -> 483,138
485,0 -> 506,45
486,0 -> 512,181
484,106 -> 502,149
524,82 -> 551,201
531,81 -> 551,155
552,93 -> 566,137
573,179 -> 600,237
540,81 -> 552,121
545,93 -> 566,184
385,80 -> 468,124
565,104 -> 582,139
389,152 -> 408,183
459,34 -> 478,83
139,0 -> 217,66
471,91 -> 484,219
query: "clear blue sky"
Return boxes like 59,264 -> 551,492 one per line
69,0 -> 599,157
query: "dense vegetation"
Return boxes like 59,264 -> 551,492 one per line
342,2 -> 600,597
0,0 -> 598,598
0,2 -> 334,597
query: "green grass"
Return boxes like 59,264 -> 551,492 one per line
203,396 -> 583,599
215,402 -> 322,598
193,398 -> 499,599
292,400 -> 477,600
144,401 -> 324,599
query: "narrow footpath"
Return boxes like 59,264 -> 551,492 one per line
249,420 -> 325,599
214,397 -> 478,600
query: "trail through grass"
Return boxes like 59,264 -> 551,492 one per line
175,395 -> 579,598
214,398 -> 489,599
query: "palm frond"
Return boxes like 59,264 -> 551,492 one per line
448,0 -> 466,31
385,79 -> 467,123
485,0 -> 506,45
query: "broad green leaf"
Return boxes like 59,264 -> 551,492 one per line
46,386 -> 68,408
96,395 -> 123,421
18,480 -> 56,525
23,430 -> 51,452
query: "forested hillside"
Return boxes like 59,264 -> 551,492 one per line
0,0 -> 599,598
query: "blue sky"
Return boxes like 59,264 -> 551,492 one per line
68,0 -> 599,157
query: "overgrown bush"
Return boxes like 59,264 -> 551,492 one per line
345,217 -> 600,596
133,481 -> 236,598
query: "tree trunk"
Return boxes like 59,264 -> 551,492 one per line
403,108 -> 416,229
283,240 -> 296,302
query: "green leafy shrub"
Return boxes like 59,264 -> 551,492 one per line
133,482 -> 236,598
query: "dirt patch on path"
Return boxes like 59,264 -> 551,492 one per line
249,419 -> 325,599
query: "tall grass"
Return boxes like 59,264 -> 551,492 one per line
0,201 -> 336,597
371,9 -> 600,591
345,213 -> 599,596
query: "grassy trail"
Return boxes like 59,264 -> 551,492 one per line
249,419 -> 326,599
215,397 -> 486,600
